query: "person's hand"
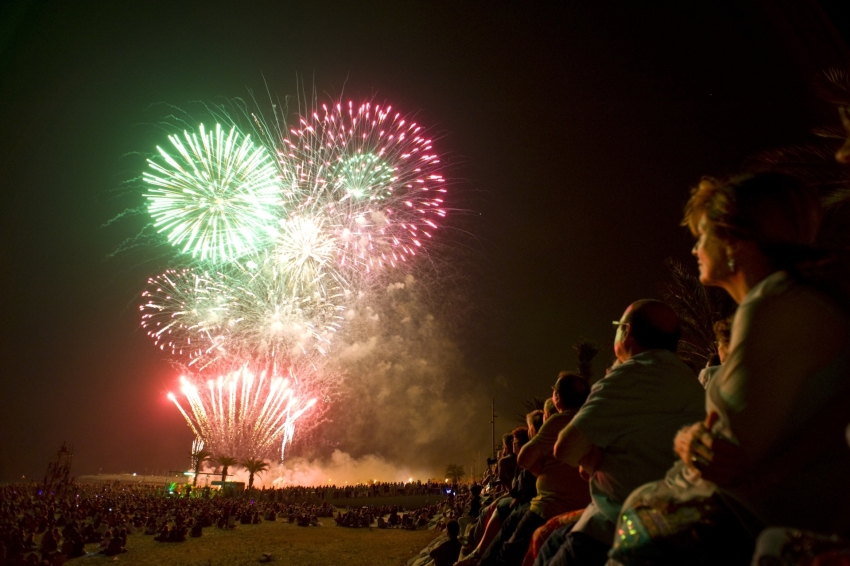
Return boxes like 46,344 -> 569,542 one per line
674,420 -> 713,471
674,412 -> 748,487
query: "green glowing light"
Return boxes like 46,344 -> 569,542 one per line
332,153 -> 394,200
144,123 -> 281,264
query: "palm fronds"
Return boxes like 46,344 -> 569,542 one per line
573,339 -> 600,381
661,258 -> 736,369
748,68 -> 850,207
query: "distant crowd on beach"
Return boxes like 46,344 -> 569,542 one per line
266,480 -> 454,501
0,479 -> 456,565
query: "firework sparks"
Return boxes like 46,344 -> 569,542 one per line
144,123 -> 282,264
138,95 -> 452,463
168,365 -> 317,461
220,257 -> 345,364
278,101 -> 446,274
139,268 -> 233,362
141,261 -> 345,370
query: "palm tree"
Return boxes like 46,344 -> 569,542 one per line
241,458 -> 270,490
747,69 -> 850,244
444,464 -> 465,484
214,455 -> 238,484
573,339 -> 599,382
661,258 -> 736,369
190,447 -> 211,487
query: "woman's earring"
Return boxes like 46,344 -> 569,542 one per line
727,256 -> 736,273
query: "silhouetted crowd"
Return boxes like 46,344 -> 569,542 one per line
411,172 -> 850,566
261,480 -> 451,501
0,482 -> 361,565
335,504 -> 435,529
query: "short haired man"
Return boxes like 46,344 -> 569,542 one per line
550,300 -> 706,565
476,371 -> 591,566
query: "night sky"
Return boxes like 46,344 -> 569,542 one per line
1,1 -> 847,482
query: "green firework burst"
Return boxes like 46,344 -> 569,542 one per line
144,123 -> 282,264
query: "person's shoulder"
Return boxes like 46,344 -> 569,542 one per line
541,410 -> 573,430
743,272 -> 846,331
589,357 -> 646,387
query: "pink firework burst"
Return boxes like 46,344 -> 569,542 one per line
277,100 -> 446,276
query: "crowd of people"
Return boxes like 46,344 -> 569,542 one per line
0,479 -> 441,565
334,504 -> 437,529
5,172 -> 850,566
256,480 -> 451,501
423,171 -> 850,566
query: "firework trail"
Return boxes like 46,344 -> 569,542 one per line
144,123 -> 282,264
168,365 -> 317,461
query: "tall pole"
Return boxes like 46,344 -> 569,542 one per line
490,397 -> 497,459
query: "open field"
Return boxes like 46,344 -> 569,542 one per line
77,521 -> 439,566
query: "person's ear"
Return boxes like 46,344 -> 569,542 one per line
620,322 -> 631,343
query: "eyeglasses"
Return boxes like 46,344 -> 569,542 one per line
612,321 -> 629,327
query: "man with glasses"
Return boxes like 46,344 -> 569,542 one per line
544,299 -> 705,565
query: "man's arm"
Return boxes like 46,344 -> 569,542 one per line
554,423 -> 593,467
517,413 -> 570,473
516,440 -> 548,475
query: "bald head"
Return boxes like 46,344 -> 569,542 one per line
620,299 -> 681,354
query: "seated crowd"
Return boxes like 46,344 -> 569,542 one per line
335,504 -> 437,529
0,478 -> 441,565
433,172 -> 850,566
265,480 -> 451,501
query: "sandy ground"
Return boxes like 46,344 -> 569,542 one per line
74,521 -> 439,566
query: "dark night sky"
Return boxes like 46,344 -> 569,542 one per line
0,0 -> 847,482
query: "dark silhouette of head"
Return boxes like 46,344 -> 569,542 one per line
615,300 -> 681,361
552,371 -> 590,411
446,519 -> 460,539
511,426 -> 530,448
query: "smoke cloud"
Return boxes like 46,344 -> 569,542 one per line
288,274 -> 492,478
201,450 -> 435,488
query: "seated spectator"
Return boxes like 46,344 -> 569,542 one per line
102,531 -> 126,556
697,315 -> 733,388
551,299 -> 705,565
619,172 -> 850,564
168,523 -> 187,542
468,484 -> 483,520
465,372 -> 592,566
462,424 -> 536,563
496,434 -> 518,492
430,519 -> 462,566
190,521 -> 203,538
154,525 -> 170,542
